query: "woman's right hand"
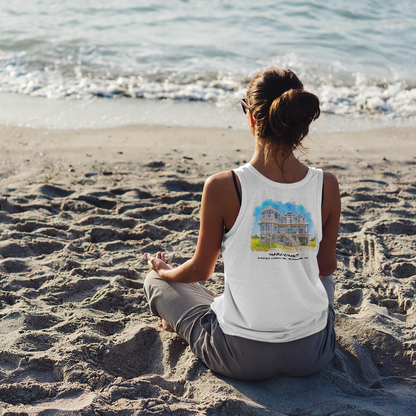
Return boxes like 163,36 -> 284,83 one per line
144,252 -> 173,276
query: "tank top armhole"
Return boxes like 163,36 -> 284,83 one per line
224,167 -> 247,237
231,170 -> 242,206
316,168 -> 324,245
224,170 -> 242,234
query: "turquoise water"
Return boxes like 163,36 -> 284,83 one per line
1,0 -> 416,128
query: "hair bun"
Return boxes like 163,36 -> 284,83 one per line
246,67 -> 320,156
269,89 -> 320,131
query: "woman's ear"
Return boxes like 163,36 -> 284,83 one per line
248,111 -> 256,129
247,110 -> 256,137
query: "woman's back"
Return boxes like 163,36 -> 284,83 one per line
211,163 -> 329,342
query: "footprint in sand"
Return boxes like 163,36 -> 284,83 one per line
102,326 -> 162,379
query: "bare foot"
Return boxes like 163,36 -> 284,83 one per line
158,317 -> 174,332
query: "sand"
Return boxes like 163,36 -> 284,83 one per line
0,123 -> 416,415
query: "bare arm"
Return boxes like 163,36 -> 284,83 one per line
317,171 -> 341,278
145,172 -> 235,283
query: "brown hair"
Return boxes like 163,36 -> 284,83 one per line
246,68 -> 320,160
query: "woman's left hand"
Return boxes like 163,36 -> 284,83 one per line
144,252 -> 173,276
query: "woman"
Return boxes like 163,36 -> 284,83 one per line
144,67 -> 341,380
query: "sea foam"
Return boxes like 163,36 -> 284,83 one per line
1,57 -> 415,121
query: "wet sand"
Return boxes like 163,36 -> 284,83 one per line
0,124 -> 416,415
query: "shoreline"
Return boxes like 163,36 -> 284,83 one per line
0,123 -> 416,414
1,91 -> 416,132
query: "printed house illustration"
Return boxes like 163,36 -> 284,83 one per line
258,206 -> 310,247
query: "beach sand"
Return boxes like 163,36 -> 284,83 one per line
0,123 -> 416,415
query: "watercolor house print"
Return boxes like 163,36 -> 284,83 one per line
251,204 -> 316,252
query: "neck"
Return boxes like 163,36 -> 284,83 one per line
249,139 -> 308,183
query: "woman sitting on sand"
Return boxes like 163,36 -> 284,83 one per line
144,67 -> 341,380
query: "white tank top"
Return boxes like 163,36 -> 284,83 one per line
210,163 -> 329,342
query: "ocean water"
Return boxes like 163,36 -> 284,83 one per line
1,0 -> 416,130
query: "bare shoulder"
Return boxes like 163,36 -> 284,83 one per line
203,171 -> 238,212
205,170 -> 233,184
322,170 -> 341,222
204,170 -> 234,193
323,170 -> 339,188
323,171 -> 340,199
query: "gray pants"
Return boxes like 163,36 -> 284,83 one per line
144,271 -> 336,380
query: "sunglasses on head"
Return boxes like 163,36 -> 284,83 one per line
241,98 -> 250,114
